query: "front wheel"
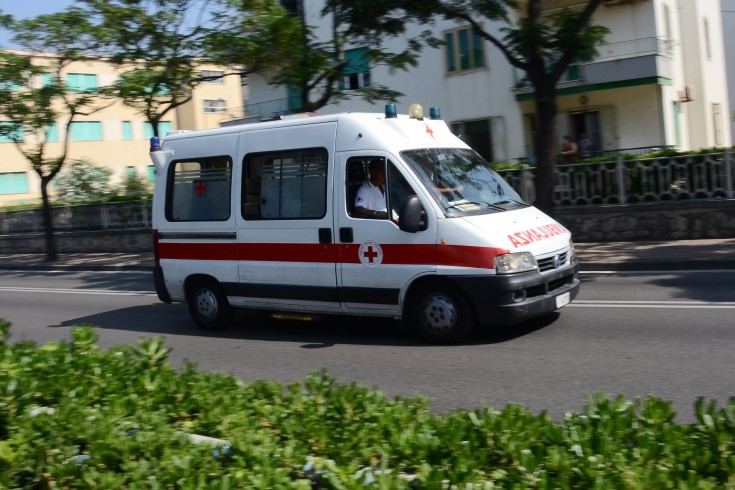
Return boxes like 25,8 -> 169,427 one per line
408,281 -> 475,344
187,278 -> 234,331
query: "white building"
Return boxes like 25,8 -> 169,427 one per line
247,0 -> 731,163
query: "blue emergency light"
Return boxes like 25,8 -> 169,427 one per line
384,103 -> 397,118
150,136 -> 161,152
429,107 -> 441,120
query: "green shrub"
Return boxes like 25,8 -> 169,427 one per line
52,159 -> 112,203
0,319 -> 734,488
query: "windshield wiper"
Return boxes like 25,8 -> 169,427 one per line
445,200 -> 505,212
495,199 -> 530,208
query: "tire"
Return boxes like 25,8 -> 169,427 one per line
187,277 -> 234,331
408,281 -> 475,344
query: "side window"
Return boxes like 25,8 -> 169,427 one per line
166,156 -> 232,221
242,147 -> 327,220
387,162 -> 415,223
347,156 -> 414,222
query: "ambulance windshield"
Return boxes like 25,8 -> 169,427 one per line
401,148 -> 527,215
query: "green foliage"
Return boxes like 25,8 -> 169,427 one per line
0,320 -> 734,487
52,159 -> 112,203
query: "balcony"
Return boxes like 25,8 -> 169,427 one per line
220,97 -> 297,126
513,36 -> 675,94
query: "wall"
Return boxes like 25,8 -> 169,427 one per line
556,199 -> 735,241
1,200 -> 733,253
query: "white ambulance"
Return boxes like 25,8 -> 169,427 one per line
150,104 -> 580,344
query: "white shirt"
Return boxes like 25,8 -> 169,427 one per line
354,180 -> 386,212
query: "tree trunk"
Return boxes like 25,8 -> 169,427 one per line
533,85 -> 559,217
40,178 -> 57,262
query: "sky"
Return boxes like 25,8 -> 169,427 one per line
0,0 -> 74,46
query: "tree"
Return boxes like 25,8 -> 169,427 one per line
328,0 -> 608,215
205,0 -> 436,113
53,159 -> 112,202
0,8 -> 113,260
80,0 -> 237,138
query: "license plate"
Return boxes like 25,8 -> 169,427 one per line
555,291 -> 571,309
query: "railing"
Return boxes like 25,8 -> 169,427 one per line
497,150 -> 735,205
513,36 -> 675,89
243,97 -> 298,122
0,199 -> 151,235
1,152 -> 733,234
594,37 -> 675,61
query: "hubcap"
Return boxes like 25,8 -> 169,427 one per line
195,288 -> 219,322
420,293 -> 457,336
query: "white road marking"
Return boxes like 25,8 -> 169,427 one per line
0,286 -> 156,297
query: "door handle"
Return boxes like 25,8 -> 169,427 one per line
339,227 -> 353,243
318,228 -> 332,244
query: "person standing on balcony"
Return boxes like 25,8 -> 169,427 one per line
560,135 -> 578,163
578,132 -> 594,158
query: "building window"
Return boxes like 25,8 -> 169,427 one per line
69,121 -> 102,141
204,99 -> 227,113
166,156 -> 232,221
444,26 -> 486,74
147,165 -> 156,182
144,121 -> 173,139
66,73 -> 98,93
122,121 -> 133,140
0,122 -> 24,143
0,172 -> 29,195
339,47 -> 371,90
242,147 -> 328,220
0,81 -> 20,92
40,73 -> 53,87
201,70 -> 224,84
452,119 -> 493,161
712,103 -> 723,146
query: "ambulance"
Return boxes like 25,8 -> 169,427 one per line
149,103 -> 580,344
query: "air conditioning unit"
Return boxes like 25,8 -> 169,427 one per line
680,85 -> 695,103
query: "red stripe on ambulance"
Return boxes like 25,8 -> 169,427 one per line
159,242 -> 508,269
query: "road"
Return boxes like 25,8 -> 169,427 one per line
1,268 -> 734,423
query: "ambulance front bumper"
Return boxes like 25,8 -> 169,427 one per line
452,258 -> 580,327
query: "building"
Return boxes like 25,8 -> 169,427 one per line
0,53 -> 243,206
246,0 -> 731,164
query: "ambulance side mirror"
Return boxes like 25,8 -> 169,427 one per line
398,196 -> 427,233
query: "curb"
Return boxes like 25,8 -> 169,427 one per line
579,259 -> 735,272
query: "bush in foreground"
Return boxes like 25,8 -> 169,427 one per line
0,319 -> 734,488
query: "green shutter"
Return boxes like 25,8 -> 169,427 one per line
70,121 -> 102,141
0,172 -> 29,195
122,121 -> 133,140
445,32 -> 456,72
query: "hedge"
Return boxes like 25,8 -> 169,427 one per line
0,319 -> 734,488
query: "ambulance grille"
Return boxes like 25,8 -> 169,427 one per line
537,251 -> 568,272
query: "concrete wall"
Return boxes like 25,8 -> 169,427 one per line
1,200 -> 733,253
556,199 -> 735,242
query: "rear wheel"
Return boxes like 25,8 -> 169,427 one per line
408,281 -> 475,344
187,277 -> 234,331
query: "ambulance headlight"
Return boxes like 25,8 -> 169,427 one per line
569,239 -> 576,260
495,252 -> 537,274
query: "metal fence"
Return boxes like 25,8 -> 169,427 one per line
498,150 -> 735,205
0,199 -> 151,235
1,151 -> 734,234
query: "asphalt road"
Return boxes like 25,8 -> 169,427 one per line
1,268 -> 734,423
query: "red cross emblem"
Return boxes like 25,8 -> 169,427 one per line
358,240 -> 383,268
424,124 -> 435,139
195,180 -> 206,196
362,245 -> 379,263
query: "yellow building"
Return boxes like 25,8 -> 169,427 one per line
0,53 -> 244,206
